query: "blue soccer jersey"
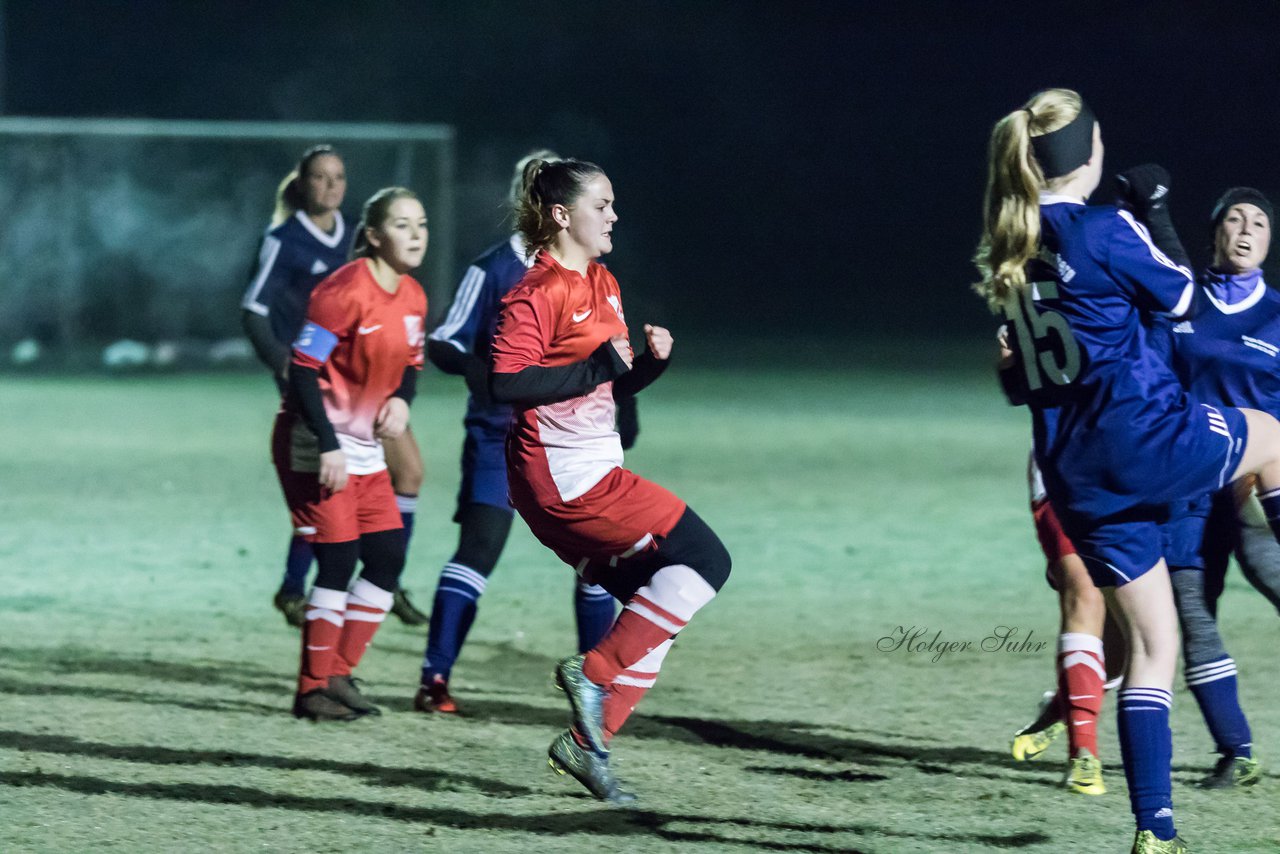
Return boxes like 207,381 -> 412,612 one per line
429,234 -> 536,433
1008,195 -> 1242,523
1151,269 -> 1280,416
241,211 -> 352,347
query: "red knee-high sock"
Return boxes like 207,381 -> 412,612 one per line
582,564 -> 714,685
336,578 -> 393,675
1058,632 -> 1106,758
601,638 -> 674,742
298,587 -> 348,694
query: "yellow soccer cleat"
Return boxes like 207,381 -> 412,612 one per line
1065,753 -> 1106,795
1131,829 -> 1188,853
1011,720 -> 1066,761
1202,753 -> 1261,789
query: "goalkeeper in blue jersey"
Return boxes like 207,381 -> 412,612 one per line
411,151 -> 628,714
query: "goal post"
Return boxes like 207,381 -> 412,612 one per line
0,116 -> 454,355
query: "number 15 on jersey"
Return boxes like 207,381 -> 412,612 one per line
1003,281 -> 1082,392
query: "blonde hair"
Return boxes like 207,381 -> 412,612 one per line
509,149 -> 560,206
973,89 -> 1083,311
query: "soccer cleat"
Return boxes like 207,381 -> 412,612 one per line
1064,753 -> 1106,795
554,654 -> 608,755
1011,720 -> 1066,761
412,674 -> 458,714
547,730 -> 636,804
292,689 -> 362,722
1202,753 -> 1261,789
273,590 -> 307,628
390,588 -> 429,626
326,674 -> 381,716
1130,830 -> 1188,853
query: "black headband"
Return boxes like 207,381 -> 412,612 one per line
1030,101 -> 1096,180
1211,186 -> 1273,230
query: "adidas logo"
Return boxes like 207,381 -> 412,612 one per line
311,259 -> 329,275
1152,184 -> 1168,201
1154,808 -> 1173,819
1172,321 -> 1194,333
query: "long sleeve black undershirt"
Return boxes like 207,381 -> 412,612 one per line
612,350 -> 669,400
392,365 -> 418,406
288,362 -> 339,453
242,310 -> 290,376
1141,204 -> 1192,270
490,342 -> 630,407
289,362 -> 416,454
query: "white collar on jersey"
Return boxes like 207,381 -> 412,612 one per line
1038,192 -> 1086,206
294,210 -> 346,249
1203,277 -> 1268,315
509,232 -> 537,268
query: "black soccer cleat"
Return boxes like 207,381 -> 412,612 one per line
554,654 -> 608,755
326,674 -> 381,716
548,730 -> 636,804
273,590 -> 307,628
292,689 -> 363,722
390,588 -> 430,626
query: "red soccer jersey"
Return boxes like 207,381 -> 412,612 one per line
292,259 -> 426,474
492,252 -> 630,507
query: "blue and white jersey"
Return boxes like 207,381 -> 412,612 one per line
430,233 -> 536,432
1008,194 -> 1219,519
1150,269 -> 1280,417
241,210 -> 351,346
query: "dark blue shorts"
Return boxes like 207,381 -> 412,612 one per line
455,426 -> 513,519
1066,405 -> 1248,587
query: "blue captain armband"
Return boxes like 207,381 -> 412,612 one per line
292,322 -> 339,363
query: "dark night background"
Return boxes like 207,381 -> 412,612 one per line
4,0 -> 1279,348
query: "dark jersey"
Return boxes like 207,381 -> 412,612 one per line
242,211 -> 352,347
429,234 -> 535,432
1151,269 -> 1280,417
1007,195 -> 1237,519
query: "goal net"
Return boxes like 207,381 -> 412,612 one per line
0,117 -> 454,364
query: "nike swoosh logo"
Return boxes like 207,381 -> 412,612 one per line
358,325 -> 382,335
572,309 -> 591,322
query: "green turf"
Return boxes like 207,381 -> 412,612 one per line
2,357 -> 1279,853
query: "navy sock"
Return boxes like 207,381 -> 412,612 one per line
1117,687 -> 1175,841
574,581 -> 616,653
421,562 -> 486,685
1186,658 -> 1252,758
281,535 -> 313,597
396,494 -> 418,553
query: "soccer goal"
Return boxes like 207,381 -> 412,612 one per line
0,117 -> 454,357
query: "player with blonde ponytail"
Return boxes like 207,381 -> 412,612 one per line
977,89 -> 1280,854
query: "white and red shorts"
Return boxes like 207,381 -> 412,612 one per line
272,415 -> 402,543
513,466 -> 686,570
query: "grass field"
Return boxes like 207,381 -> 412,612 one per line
3,344 -> 1279,853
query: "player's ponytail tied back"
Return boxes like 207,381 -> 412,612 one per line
973,88 -> 1083,312
516,157 -> 606,253
351,186 -> 419,260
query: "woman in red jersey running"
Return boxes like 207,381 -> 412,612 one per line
489,158 -> 731,803
274,187 -> 428,721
